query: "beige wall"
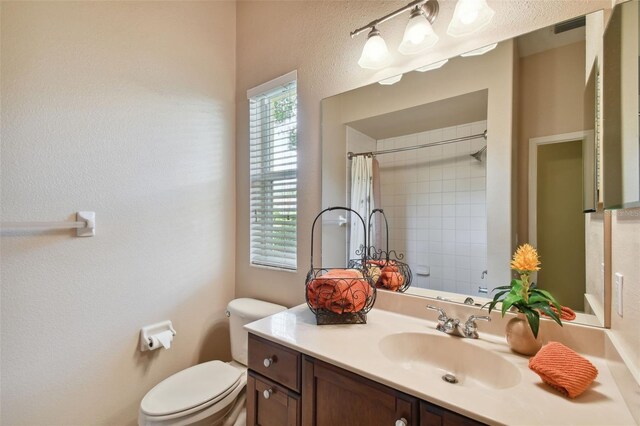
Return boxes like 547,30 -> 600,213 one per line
610,208 -> 640,382
516,41 -> 586,242
0,2 -> 236,425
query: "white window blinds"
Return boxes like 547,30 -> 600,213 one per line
248,71 -> 298,270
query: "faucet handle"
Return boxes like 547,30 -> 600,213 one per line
426,305 -> 447,319
426,305 -> 449,332
467,315 -> 491,323
463,315 -> 491,339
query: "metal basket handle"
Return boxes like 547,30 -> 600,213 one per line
368,208 -> 390,261
310,206 -> 367,270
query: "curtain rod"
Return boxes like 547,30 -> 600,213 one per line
347,130 -> 487,160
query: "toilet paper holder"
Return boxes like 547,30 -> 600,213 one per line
140,320 -> 176,352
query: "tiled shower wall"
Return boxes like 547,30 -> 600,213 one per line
378,120 -> 488,296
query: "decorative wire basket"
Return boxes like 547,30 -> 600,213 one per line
305,207 -> 376,325
348,209 -> 412,293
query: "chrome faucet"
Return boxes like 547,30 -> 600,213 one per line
462,315 -> 491,339
426,306 -> 491,339
426,305 -> 460,335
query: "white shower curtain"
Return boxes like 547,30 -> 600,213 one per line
349,156 -> 375,260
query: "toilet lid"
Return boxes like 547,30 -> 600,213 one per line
141,361 -> 242,416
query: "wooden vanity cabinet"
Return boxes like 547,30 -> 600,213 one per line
302,356 -> 418,426
247,333 -> 484,426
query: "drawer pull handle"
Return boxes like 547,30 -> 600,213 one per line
395,418 -> 408,426
263,357 -> 275,367
263,388 -> 273,399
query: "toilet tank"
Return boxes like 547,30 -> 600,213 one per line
227,298 -> 286,366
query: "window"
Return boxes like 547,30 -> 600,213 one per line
248,71 -> 297,270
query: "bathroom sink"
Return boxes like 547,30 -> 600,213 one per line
379,332 -> 521,389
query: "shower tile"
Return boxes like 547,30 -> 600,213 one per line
443,230 -> 456,242
470,191 -> 485,204
456,256 -> 471,269
429,193 -> 443,205
470,230 -> 486,244
456,178 -> 470,191
455,230 -> 471,243
443,254 -> 455,267
456,281 -> 472,295
455,191 -> 470,204
469,204 -> 485,217
455,243 -> 470,256
470,217 -> 486,231
442,217 -> 455,230
429,180 -> 443,193
429,205 -> 442,217
470,177 -> 485,191
456,216 -> 470,230
442,279 -> 455,293
442,179 -> 456,192
455,204 -> 471,217
442,166 -> 456,179
442,204 -> 456,217
455,165 -> 471,178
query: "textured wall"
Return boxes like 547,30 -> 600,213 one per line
0,2 -> 236,424
610,208 -> 640,381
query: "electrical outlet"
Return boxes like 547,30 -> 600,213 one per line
615,273 -> 624,317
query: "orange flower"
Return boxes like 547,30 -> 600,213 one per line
510,243 -> 541,272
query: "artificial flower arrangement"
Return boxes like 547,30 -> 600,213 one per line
484,243 -> 562,338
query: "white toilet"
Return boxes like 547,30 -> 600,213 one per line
138,298 -> 287,426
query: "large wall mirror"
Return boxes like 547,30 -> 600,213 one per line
320,6 -> 628,328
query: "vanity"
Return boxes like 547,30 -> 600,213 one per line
244,302 -> 637,426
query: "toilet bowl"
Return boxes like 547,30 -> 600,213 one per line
138,298 -> 286,426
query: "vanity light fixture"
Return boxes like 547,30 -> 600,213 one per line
352,0 -> 439,69
460,42 -> 498,56
358,27 -> 393,70
416,59 -> 448,72
379,74 -> 403,85
447,0 -> 495,37
399,6 -> 439,55
352,0 -> 495,69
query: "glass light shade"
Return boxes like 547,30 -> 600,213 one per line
416,59 -> 448,72
379,74 -> 403,85
399,14 -> 439,55
460,42 -> 497,56
447,0 -> 495,38
358,30 -> 392,70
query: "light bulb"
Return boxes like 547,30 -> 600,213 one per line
399,8 -> 439,55
447,0 -> 495,38
358,28 -> 392,70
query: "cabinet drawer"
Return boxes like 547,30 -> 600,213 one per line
247,371 -> 301,426
248,333 -> 301,392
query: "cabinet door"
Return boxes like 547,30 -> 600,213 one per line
419,401 -> 485,426
247,371 -> 301,426
302,356 -> 418,426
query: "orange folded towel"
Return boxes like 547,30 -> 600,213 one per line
528,342 -> 598,398
307,269 -> 371,314
540,305 -> 576,321
378,270 -> 404,291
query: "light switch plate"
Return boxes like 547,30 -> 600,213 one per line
614,273 -> 623,317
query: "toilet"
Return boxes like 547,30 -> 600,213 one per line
138,298 -> 287,426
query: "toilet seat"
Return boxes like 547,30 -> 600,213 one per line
141,361 -> 244,419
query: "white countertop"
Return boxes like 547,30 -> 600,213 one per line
245,304 -> 637,426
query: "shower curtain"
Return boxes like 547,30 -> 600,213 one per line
349,156 -> 376,260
